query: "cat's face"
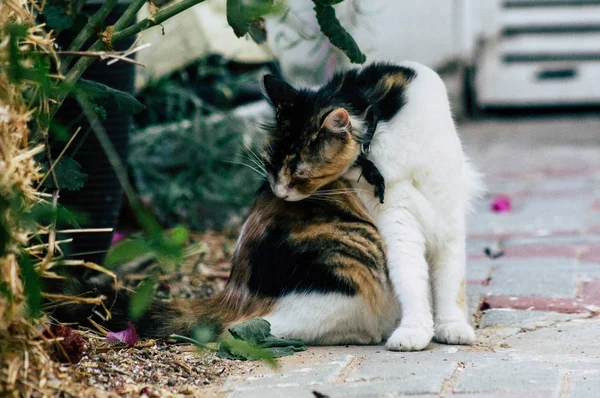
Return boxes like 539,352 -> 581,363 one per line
261,75 -> 360,201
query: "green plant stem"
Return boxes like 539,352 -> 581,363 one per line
74,92 -> 140,208
60,0 -> 120,73
114,0 -> 148,31
52,0 -> 206,118
112,0 -> 207,42
170,334 -> 215,349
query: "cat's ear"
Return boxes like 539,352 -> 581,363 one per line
262,75 -> 299,107
321,108 -> 351,139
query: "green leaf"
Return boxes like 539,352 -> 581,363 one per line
104,238 -> 152,268
192,325 -> 216,345
228,318 -> 272,344
312,2 -> 366,64
260,336 -> 306,349
7,25 -> 29,82
93,104 -> 108,121
169,226 -> 189,247
217,339 -> 276,365
265,345 -> 307,358
49,120 -> 70,141
42,156 -> 87,191
43,5 -> 74,30
20,256 -> 43,319
218,318 -> 307,362
226,0 -> 283,43
77,79 -> 146,115
129,277 -> 155,320
28,201 -> 87,228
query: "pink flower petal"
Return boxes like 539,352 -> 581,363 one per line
491,195 -> 512,213
111,231 -> 127,244
106,321 -> 138,346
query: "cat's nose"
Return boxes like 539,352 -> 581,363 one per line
273,184 -> 288,199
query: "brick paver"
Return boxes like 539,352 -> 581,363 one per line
222,116 -> 600,397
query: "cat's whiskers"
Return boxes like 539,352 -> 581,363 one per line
239,145 -> 267,169
241,153 -> 266,174
225,159 -> 266,178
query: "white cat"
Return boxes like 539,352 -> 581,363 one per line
346,61 -> 482,350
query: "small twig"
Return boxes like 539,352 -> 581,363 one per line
61,0 -> 120,73
75,93 -> 139,207
56,228 -> 114,234
41,132 -> 61,270
41,293 -> 106,306
88,318 -> 110,335
36,126 -> 81,189
171,360 -> 193,374
25,239 -> 73,253
56,50 -> 145,67
111,0 -> 208,43
106,43 -> 152,65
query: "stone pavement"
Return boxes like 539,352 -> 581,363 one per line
221,115 -> 600,398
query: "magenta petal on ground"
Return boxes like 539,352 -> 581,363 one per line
491,195 -> 512,213
111,231 -> 126,244
106,321 -> 138,346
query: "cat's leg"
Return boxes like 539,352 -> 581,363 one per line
431,232 -> 476,345
376,200 -> 434,351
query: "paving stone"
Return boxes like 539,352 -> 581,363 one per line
581,244 -> 600,263
468,197 -> 590,235
222,353 -> 352,392
453,361 -> 561,394
466,260 -> 494,281
345,354 -> 456,394
447,392 -> 559,398
317,380 -> 445,397
467,285 -> 488,320
481,259 -> 577,298
571,371 -> 600,398
501,320 -> 600,359
481,296 -> 592,313
469,244 -> 582,261
502,235 -> 600,247
228,387 -> 315,398
480,309 -> 585,329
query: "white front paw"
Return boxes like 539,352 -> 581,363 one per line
385,326 -> 433,352
434,321 -> 475,345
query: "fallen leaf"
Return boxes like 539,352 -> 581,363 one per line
106,321 -> 139,346
217,318 -> 307,361
111,231 -> 126,244
491,195 -> 511,213
43,325 -> 86,364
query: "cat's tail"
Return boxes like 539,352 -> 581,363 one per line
49,278 -> 272,338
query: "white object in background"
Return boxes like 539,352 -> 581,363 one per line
134,0 -> 274,90
466,0 -> 600,108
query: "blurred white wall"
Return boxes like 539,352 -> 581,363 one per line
351,0 -> 456,67
266,0 -> 459,85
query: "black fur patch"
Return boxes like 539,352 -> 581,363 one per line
243,182 -> 382,298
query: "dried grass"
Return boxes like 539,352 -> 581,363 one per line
0,1 -> 96,396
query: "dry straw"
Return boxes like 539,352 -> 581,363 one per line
0,1 -> 86,396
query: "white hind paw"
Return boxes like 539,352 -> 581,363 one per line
385,326 -> 433,352
434,321 -> 475,345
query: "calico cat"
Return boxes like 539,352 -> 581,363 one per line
67,105 -> 398,344
260,61 -> 482,351
133,177 -> 398,344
